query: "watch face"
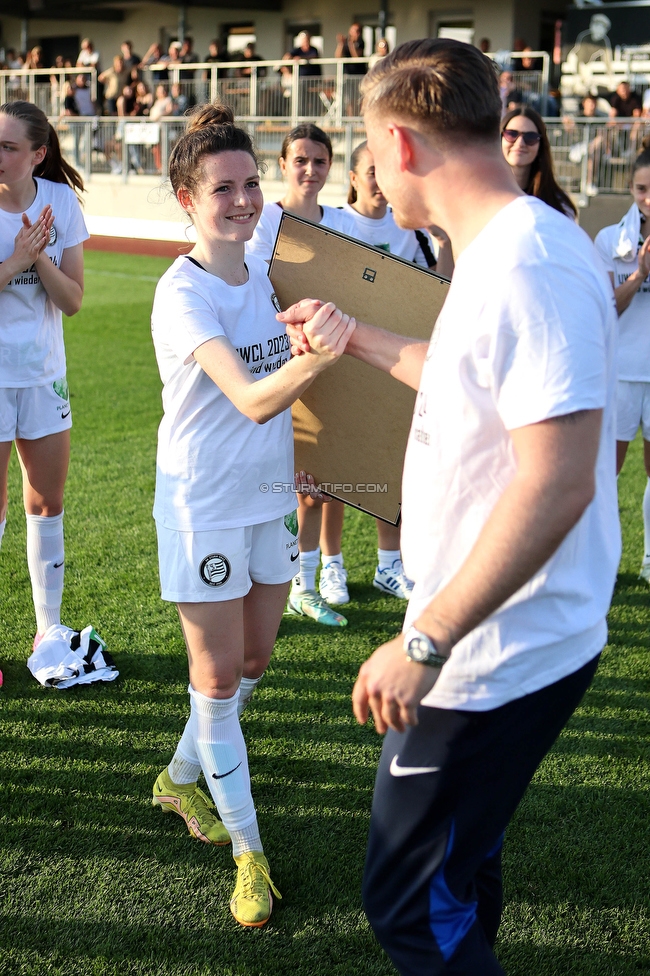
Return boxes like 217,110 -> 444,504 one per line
408,638 -> 429,662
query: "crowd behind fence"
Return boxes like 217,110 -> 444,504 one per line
47,116 -> 647,201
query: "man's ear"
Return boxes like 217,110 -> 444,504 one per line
177,186 -> 195,213
387,123 -> 417,173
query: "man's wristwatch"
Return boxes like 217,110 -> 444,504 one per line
403,626 -> 449,668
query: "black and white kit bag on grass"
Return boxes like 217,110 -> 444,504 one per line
27,624 -> 118,688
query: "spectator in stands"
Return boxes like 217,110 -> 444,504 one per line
609,81 -> 642,118
520,46 -> 542,71
290,31 -> 321,77
134,80 -> 153,115
180,37 -> 199,64
121,40 -> 140,73
7,49 -> 24,95
150,83 -> 173,119
502,106 -> 577,217
479,38 -> 491,54
71,73 -> 96,116
235,41 -> 266,78
161,41 -> 183,67
170,81 -> 189,115
506,89 -> 524,112
77,38 -> 99,72
499,70 -> 515,115
99,55 -> 130,115
116,83 -> 136,116
335,22 -> 366,74
140,43 -> 167,82
25,46 -> 50,84
205,39 -> 223,63
61,81 -> 79,116
368,37 -> 389,70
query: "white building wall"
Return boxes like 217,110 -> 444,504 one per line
0,0 -> 537,67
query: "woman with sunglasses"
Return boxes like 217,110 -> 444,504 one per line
501,107 -> 577,218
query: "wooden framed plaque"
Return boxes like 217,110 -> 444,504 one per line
269,212 -> 450,524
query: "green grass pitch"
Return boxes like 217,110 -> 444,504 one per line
0,249 -> 649,975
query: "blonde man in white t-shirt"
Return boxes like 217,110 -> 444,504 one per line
595,139 -> 650,581
281,39 -> 619,976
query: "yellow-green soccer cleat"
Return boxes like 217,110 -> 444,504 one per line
152,768 -> 231,845
230,851 -> 282,927
285,589 -> 348,627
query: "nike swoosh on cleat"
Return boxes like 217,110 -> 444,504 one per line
389,756 -> 440,777
290,551 -> 299,561
212,762 -> 242,780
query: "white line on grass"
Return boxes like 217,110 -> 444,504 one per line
85,269 -> 161,282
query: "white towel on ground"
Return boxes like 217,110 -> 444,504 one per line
27,624 -> 118,688
614,203 -> 642,262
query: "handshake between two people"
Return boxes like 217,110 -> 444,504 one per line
276,299 -> 356,363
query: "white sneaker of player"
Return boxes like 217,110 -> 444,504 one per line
319,562 -> 350,605
373,560 -> 414,600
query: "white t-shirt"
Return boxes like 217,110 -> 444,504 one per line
594,223 -> 650,381
0,177 -> 89,388
151,254 -> 295,531
342,203 -> 432,266
401,195 -> 620,711
246,201 -> 359,261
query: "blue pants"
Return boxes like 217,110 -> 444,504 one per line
362,655 -> 600,975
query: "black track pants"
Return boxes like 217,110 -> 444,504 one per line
362,655 -> 600,975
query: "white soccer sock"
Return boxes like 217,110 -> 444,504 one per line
26,512 -> 64,635
190,685 -> 260,853
0,518 -> 5,550
321,551 -> 343,568
292,547 -> 320,592
238,673 -> 264,718
377,548 -> 401,571
643,478 -> 650,562
168,711 -> 201,785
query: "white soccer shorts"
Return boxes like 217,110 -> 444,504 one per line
156,511 -> 299,603
0,377 -> 72,442
616,380 -> 650,442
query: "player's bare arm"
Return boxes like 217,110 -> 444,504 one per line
34,241 -> 84,317
353,407 -> 603,734
194,301 -> 356,424
278,300 -> 428,391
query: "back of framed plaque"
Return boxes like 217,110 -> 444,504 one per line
269,212 -> 450,524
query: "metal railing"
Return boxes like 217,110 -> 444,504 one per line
0,66 -> 97,116
546,118 -> 647,201
489,51 -> 550,116
52,116 -> 367,184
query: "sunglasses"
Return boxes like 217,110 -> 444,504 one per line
502,128 -> 541,146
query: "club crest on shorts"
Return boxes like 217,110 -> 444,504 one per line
52,377 -> 69,401
284,510 -> 298,536
47,225 -> 57,247
199,553 -> 231,587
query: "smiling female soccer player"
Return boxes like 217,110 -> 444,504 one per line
0,101 -> 87,684
150,104 -> 355,927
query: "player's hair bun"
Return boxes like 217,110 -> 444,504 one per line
186,103 -> 235,133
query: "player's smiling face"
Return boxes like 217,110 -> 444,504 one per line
0,114 -> 47,186
181,150 -> 263,242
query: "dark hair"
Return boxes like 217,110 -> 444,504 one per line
632,134 -> 650,176
169,102 -> 259,196
280,123 -> 333,161
0,100 -> 84,197
501,106 -> 577,217
348,140 -> 369,204
361,38 -> 501,143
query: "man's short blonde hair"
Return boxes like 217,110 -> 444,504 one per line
361,38 -> 501,142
